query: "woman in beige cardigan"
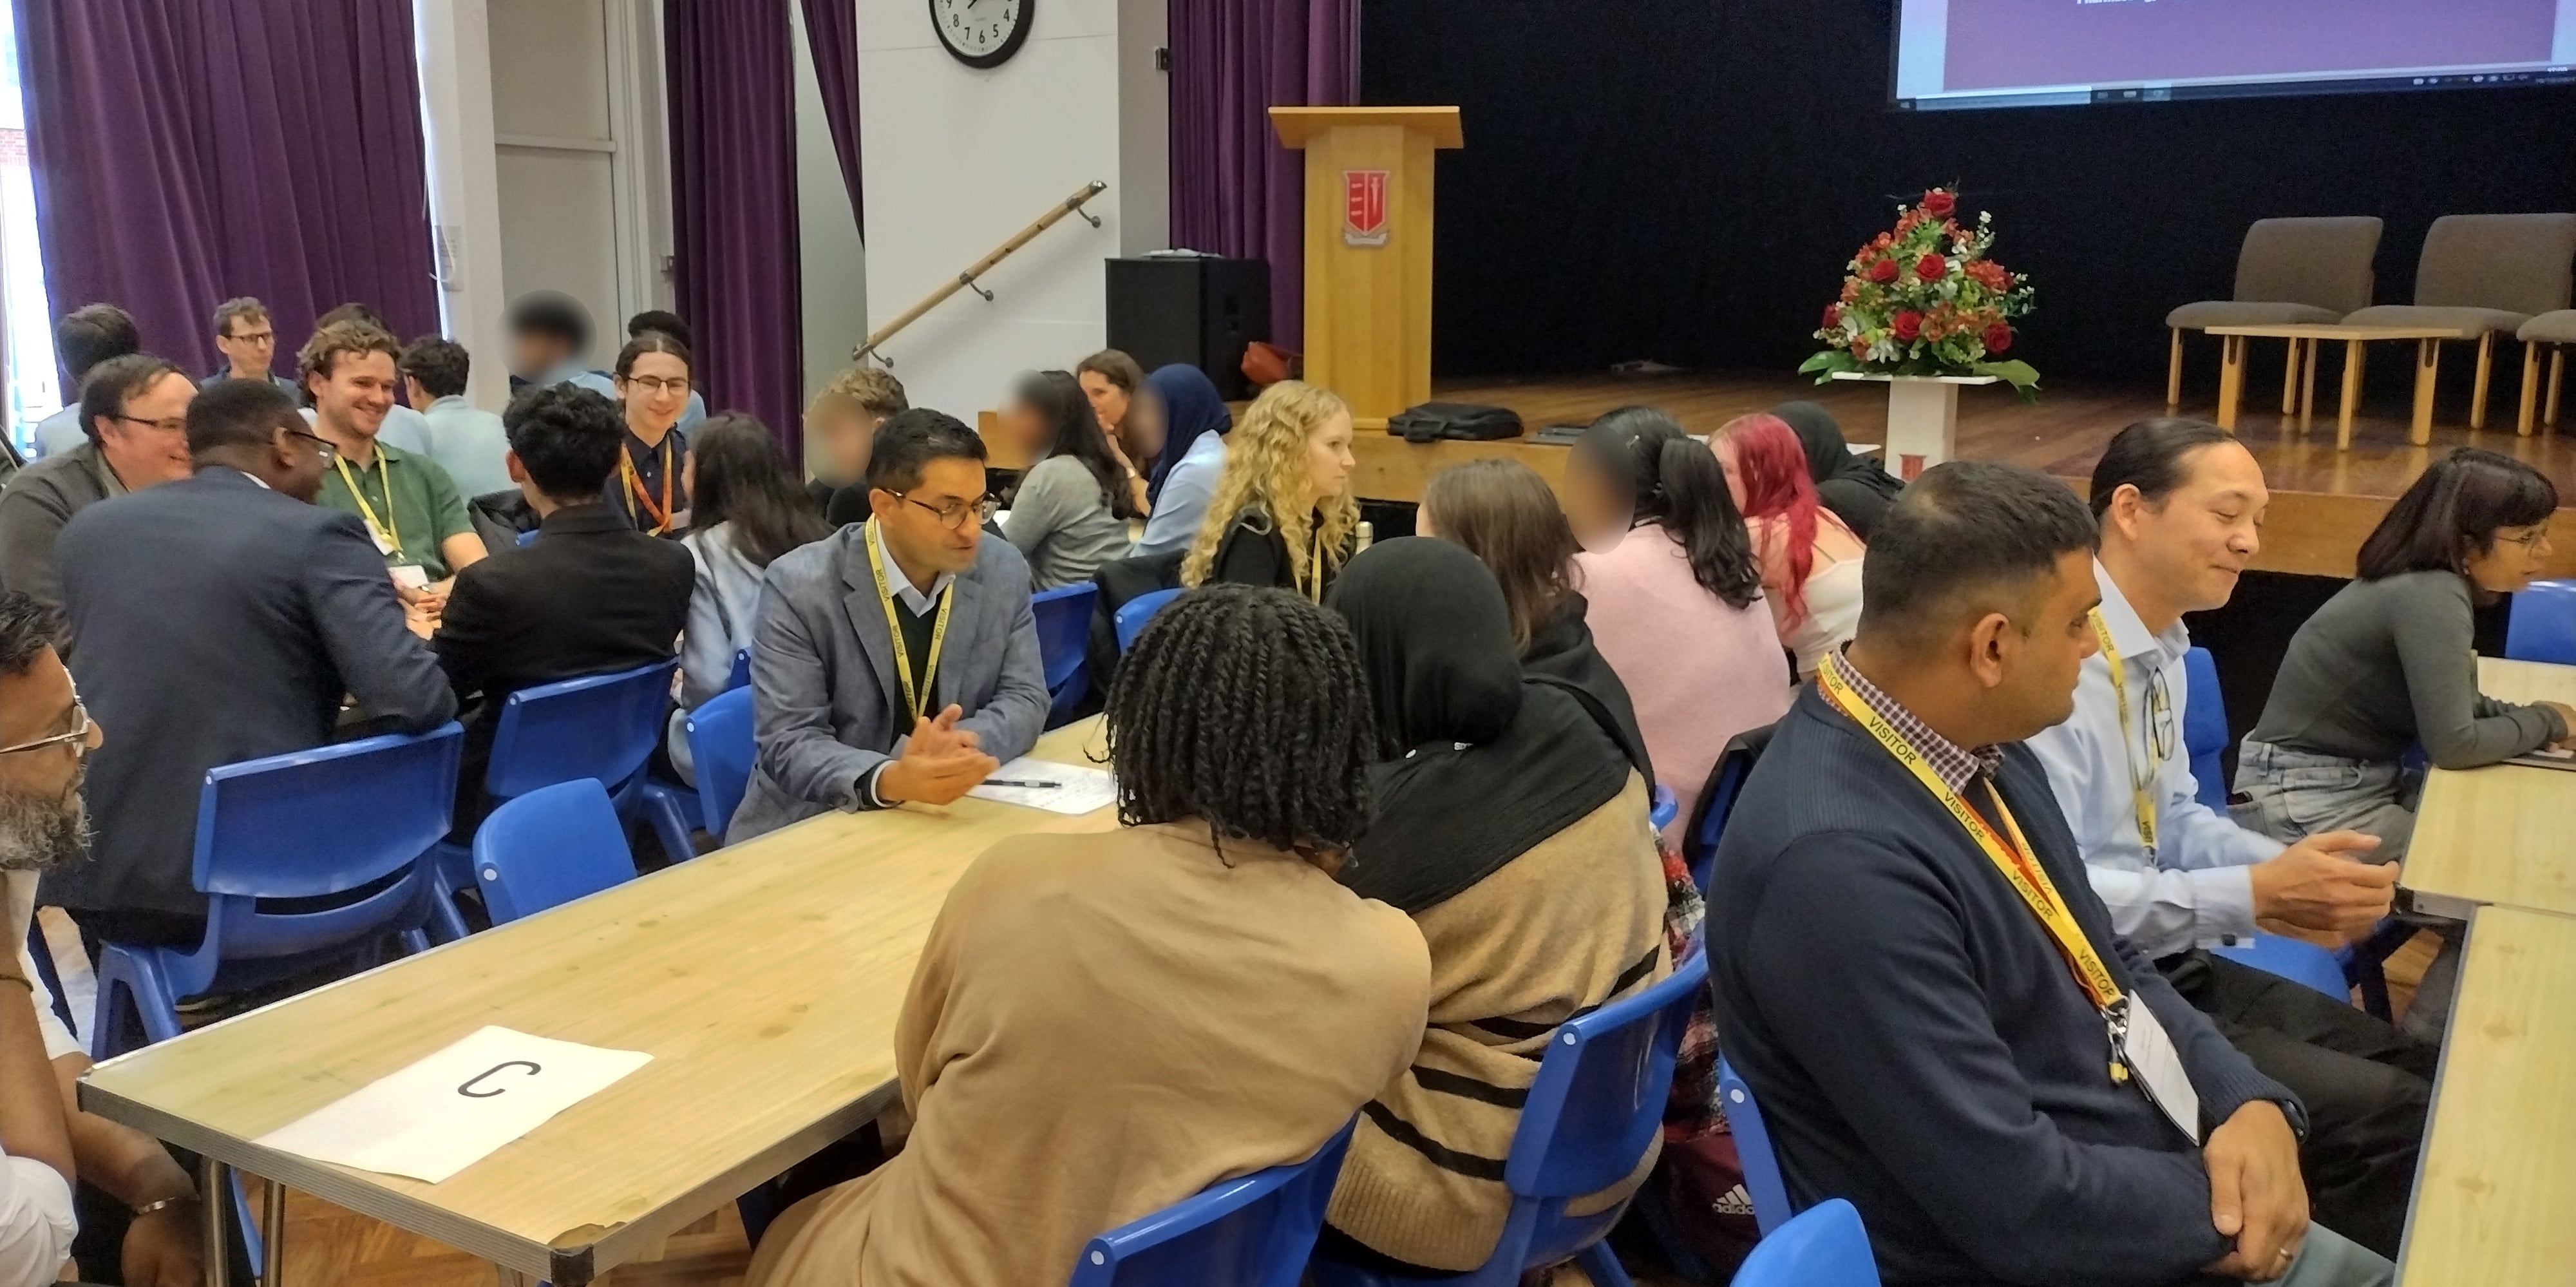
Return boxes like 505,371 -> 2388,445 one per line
748,585 -> 1432,1287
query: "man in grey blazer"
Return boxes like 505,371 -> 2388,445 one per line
728,410 -> 1049,843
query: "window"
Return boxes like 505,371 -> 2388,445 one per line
0,1 -> 56,461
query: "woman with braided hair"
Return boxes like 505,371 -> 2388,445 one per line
746,585 -> 1431,1287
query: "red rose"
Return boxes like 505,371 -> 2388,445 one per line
1984,323 -> 2013,354
1916,254 -> 1948,281
1892,310 -> 1924,343
1869,257 -> 1900,285
1921,189 -> 1956,218
1823,303 -> 1843,329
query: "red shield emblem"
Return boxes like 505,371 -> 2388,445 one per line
1342,170 -> 1389,247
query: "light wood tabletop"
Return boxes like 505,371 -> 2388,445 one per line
2397,904 -> 2576,1286
2407,658 -> 2576,918
79,720 -> 1118,1286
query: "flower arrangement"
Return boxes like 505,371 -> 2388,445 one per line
1799,187 -> 2039,397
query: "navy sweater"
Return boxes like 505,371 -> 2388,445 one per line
1709,686 -> 2297,1287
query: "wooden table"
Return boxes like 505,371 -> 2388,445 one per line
1350,431 -> 1572,506
79,721 -> 1118,1286
2396,903 -> 2576,1286
2202,323 -> 2470,448
2407,658 -> 2576,919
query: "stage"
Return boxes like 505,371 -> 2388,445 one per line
1349,370 -> 2576,580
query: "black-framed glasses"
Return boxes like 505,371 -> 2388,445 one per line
2145,666 -> 2177,767
287,429 -> 336,460
893,491 -> 994,531
228,330 -> 276,345
621,375 -> 692,397
0,701 -> 91,758
113,414 -> 189,435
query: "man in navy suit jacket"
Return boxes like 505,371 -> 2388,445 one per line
46,380 -> 455,948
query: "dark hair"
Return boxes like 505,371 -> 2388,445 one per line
1575,406 -> 1764,609
613,331 -> 691,380
502,384 -> 625,500
79,354 -> 188,444
187,377 -> 301,455
55,304 -> 138,384
1859,461 -> 2099,646
507,292 -> 592,351
398,336 -> 472,399
2088,417 -> 2237,520
2355,448 -> 2559,582
1075,349 -> 1145,397
687,414 -> 831,567
1014,370 -> 1142,520
1106,584 -> 1377,855
212,297 -> 269,339
314,302 -> 390,332
627,309 -> 693,350
866,408 -> 989,493
1421,459 -> 1579,653
296,321 -> 401,395
0,592 -> 62,678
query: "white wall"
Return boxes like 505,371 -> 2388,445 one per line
857,0 -> 1159,419
793,3 -> 869,405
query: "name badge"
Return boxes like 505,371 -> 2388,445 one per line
2115,997 -> 2201,1145
372,528 -> 399,557
389,562 -> 430,591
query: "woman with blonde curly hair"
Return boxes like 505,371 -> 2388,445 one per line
1180,380 -> 1359,599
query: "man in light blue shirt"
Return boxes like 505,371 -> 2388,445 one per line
507,291 -> 617,402
397,336 -> 515,498
30,303 -> 140,459
2027,417 -> 2428,1258
1128,428 -> 1226,557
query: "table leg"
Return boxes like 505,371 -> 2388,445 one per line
2412,338 -> 2441,446
263,1177 -> 285,1287
2167,329 -> 2184,409
2217,335 -> 2246,431
2470,331 -> 2495,430
2338,339 -> 2365,450
2551,348 -> 2566,430
2300,337 -> 2319,429
2521,340 -> 2543,436
203,1157 -> 231,1287
2280,338 -> 2302,414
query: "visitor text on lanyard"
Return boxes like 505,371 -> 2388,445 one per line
2088,609 -> 2160,860
864,519 -> 956,723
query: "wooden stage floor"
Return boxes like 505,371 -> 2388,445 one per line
1384,370 -> 2576,580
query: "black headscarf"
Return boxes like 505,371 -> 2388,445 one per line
1774,400 -> 1902,540
1145,364 -> 1231,506
1522,589 -> 1652,781
1329,539 -> 1645,914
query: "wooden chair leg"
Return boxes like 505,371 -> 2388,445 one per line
2338,339 -> 2366,450
2217,335 -> 2247,431
2280,338 -> 2302,414
2470,331 -> 2496,430
2521,341 -> 2542,436
2167,329 -> 2185,409
2412,338 -> 2441,446
2300,336 -> 2319,429
2552,348 -> 2567,430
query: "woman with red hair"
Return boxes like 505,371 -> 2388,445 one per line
1712,412 -> 1867,678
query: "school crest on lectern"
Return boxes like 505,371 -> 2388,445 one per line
1342,170 -> 1389,247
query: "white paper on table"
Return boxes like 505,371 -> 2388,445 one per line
254,1025 -> 652,1183
967,757 -> 1117,815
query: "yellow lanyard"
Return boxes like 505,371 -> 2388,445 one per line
1298,528 -> 1326,602
334,451 -> 400,557
864,519 -> 956,722
2089,610 -> 2159,859
1817,660 -> 2125,1013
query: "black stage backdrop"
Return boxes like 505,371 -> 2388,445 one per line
1359,0 -> 2576,387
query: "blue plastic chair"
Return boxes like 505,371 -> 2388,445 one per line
1688,726 -> 1774,898
1648,785 -> 1678,833
2506,578 -> 2576,664
91,722 -> 463,1058
1307,950 -> 1711,1287
2212,933 -> 2352,1000
686,687 -> 757,843
1115,588 -> 1184,653
634,651 -> 755,864
515,528 -> 540,547
726,647 -> 753,692
2180,646 -> 2231,812
472,780 -> 638,924
1036,583 -> 1099,729
1067,1120 -> 1356,1287
1731,1199 -> 1880,1287
1716,1058 -> 1794,1237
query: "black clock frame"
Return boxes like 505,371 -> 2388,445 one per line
930,0 -> 1031,69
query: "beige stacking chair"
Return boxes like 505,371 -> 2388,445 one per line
2517,310 -> 2576,434
2166,217 -> 2380,410
2344,213 -> 2576,430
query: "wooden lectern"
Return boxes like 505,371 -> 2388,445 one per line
1269,106 -> 1464,428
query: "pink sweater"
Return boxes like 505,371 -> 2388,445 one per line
1575,524 -> 1795,828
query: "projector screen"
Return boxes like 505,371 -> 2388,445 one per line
1893,0 -> 2576,111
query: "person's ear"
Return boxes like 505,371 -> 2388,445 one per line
505,450 -> 527,484
867,487 -> 899,522
1965,611 -> 2016,691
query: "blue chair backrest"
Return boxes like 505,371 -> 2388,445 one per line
1649,784 -> 1678,833
1116,588 -> 1184,653
1732,1199 -> 1880,1287
2507,578 -> 2576,665
726,647 -> 752,692
2211,934 -> 2351,1002
1066,1120 -> 1355,1287
1034,584 -> 1099,693
472,779 -> 637,924
1717,1056 -> 1794,1235
515,528 -> 539,547
2181,645 -> 2230,812
175,723 -> 464,993
486,660 -> 679,799
1689,725 -> 1774,897
687,687 -> 757,840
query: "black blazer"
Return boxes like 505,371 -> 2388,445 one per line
1206,504 -> 1354,598
48,468 -> 456,919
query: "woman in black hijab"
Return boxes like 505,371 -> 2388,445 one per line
1313,537 -> 1669,1276
1772,399 -> 1903,540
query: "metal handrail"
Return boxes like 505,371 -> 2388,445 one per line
853,180 -> 1108,365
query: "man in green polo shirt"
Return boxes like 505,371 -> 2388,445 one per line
299,319 -> 486,598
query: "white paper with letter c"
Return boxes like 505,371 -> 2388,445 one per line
254,1025 -> 652,1183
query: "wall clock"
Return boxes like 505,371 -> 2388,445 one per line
931,0 -> 1029,68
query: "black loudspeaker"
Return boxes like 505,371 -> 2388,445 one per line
1105,255 -> 1270,401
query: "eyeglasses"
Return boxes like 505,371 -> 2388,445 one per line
113,415 -> 189,435
228,330 -> 276,345
621,376 -> 692,397
893,491 -> 995,531
2503,526 -> 2553,551
0,701 -> 91,758
288,429 -> 336,461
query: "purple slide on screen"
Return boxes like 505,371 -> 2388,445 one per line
1942,0 -> 2557,91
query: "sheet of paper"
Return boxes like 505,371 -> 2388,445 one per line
254,1025 -> 652,1184
968,756 -> 1117,815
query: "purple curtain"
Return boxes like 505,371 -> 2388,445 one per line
1168,0 -> 1359,352
15,0 -> 438,378
668,0 -> 804,459
799,0 -> 862,227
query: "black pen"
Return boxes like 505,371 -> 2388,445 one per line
986,778 -> 1062,790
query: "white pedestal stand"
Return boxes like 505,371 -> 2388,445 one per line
1830,372 -> 2001,481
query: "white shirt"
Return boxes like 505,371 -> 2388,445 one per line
2028,560 -> 2283,958
0,874 -> 79,1286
